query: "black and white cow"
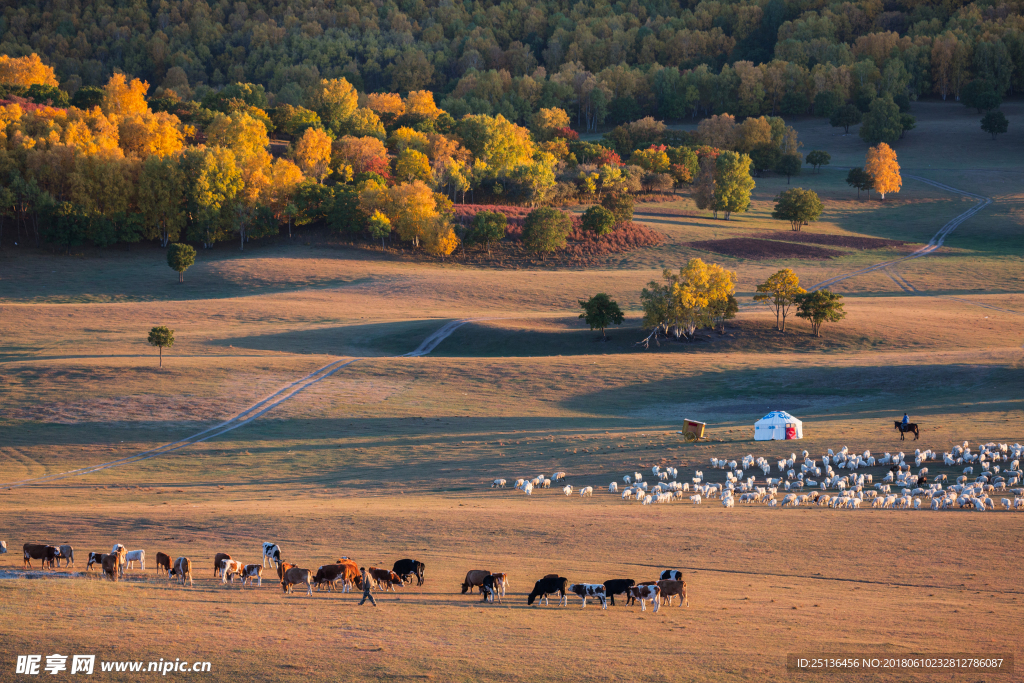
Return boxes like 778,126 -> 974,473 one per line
659,569 -> 683,581
262,543 -> 282,568
569,583 -> 607,609
602,579 -> 636,606
629,584 -> 661,612
479,574 -> 502,604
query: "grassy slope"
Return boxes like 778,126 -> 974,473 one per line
0,101 -> 1022,681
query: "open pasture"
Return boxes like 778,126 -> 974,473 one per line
0,101 -> 1022,681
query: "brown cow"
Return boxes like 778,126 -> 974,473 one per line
101,553 -> 122,582
241,564 -> 263,587
656,579 -> 688,607
213,553 -> 232,578
368,567 -> 404,592
281,567 -> 313,595
23,544 -> 61,569
155,552 -> 172,574
461,569 -> 491,594
313,564 -> 347,592
277,562 -> 297,581
170,557 -> 193,587
333,560 -> 363,592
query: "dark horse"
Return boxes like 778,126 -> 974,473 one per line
895,421 -> 920,440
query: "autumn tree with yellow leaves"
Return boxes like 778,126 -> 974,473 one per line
640,258 -> 737,340
864,143 -> 901,200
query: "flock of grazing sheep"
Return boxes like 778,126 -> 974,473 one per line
495,442 -> 1024,512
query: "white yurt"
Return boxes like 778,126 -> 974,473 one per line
754,411 -> 803,441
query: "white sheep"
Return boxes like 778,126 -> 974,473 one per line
514,479 -> 525,489
523,483 -> 533,495
633,472 -> 643,482
621,489 -> 634,501
622,475 -> 632,485
491,479 -> 506,488
722,497 -> 734,508
642,495 -> 653,505
542,478 -> 551,488
553,471 -> 567,482
689,495 -> 702,505
579,486 -> 593,498
563,485 -> 573,496
608,482 -> 618,493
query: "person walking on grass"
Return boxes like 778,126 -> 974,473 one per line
358,567 -> 377,607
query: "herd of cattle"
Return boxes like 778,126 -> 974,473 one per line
463,568 -> 688,612
12,541 -> 426,595
497,443 -> 1024,512
7,540 -> 688,612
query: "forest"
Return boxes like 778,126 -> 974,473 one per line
0,0 -> 1020,253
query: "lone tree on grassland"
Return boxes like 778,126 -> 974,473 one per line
167,243 -> 196,283
864,143 -> 901,200
713,151 -> 755,220
859,95 -> 903,145
805,150 -> 831,173
754,268 -> 805,332
775,153 -> 802,184
981,111 -> 1009,140
846,167 -> 873,199
522,207 -> 572,257
795,289 -> 847,337
578,293 -> 625,340
772,188 -> 824,232
829,104 -> 862,134
148,326 -> 175,367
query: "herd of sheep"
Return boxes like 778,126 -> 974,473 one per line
495,442 -> 1024,512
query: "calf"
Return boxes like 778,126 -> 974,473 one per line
262,543 -> 282,568
58,544 -> 74,568
281,567 -> 313,596
220,559 -> 245,584
23,543 -> 61,569
659,570 -> 683,581
124,549 -> 145,571
657,579 -> 689,607
368,567 -> 404,592
527,575 -> 569,606
86,552 -> 108,571
213,553 -> 232,578
170,557 -> 193,587
392,559 -> 425,586
479,574 -> 502,604
101,552 -> 122,582
155,552 -> 172,574
490,572 -> 509,597
628,584 -> 661,612
602,579 -> 635,606
241,564 -> 263,587
461,569 -> 491,594
569,583 -> 607,609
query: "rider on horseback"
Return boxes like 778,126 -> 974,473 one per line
902,413 -> 909,429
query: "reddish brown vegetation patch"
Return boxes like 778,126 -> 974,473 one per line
450,205 -> 664,266
766,232 -> 906,249
689,238 -> 844,260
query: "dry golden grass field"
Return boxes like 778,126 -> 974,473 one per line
0,101 -> 1022,682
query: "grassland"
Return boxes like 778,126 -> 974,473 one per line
0,100 -> 1022,682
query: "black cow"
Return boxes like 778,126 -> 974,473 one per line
603,579 -> 636,606
23,544 -> 61,569
527,575 -> 569,606
659,570 -> 683,581
479,574 -> 502,604
392,559 -> 425,586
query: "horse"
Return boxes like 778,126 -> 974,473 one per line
894,421 -> 920,441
